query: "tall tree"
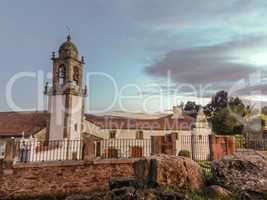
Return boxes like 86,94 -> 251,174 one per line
184,101 -> 200,118
204,90 -> 228,117
204,90 -> 248,135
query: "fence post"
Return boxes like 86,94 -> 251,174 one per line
4,138 -> 16,167
151,136 -> 162,155
82,137 -> 96,161
226,136 -> 236,155
209,135 -> 216,160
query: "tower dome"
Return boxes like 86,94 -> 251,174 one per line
58,35 -> 78,59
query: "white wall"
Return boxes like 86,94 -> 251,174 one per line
68,96 -> 83,140
84,120 -> 192,140
48,95 -> 83,141
192,128 -> 211,160
84,120 -> 212,160
48,95 -> 65,141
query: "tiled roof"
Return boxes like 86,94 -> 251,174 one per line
0,111 -> 194,139
0,111 -> 48,138
85,114 -> 194,131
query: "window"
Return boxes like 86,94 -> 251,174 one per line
109,130 -> 116,139
171,132 -> 178,140
74,123 -> 78,132
73,67 -> 79,85
136,131 -> 143,139
58,64 -> 65,85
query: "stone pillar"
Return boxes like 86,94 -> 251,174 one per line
226,136 -> 236,155
3,138 -> 17,168
209,135 -> 217,160
82,137 -> 96,161
151,136 -> 162,155
151,134 -> 177,155
209,135 -> 236,160
4,139 -> 16,162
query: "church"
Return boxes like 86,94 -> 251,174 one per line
0,36 -> 211,160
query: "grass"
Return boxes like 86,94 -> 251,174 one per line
234,135 -> 246,149
197,160 -> 213,182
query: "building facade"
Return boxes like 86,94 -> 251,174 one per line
0,36 -> 213,161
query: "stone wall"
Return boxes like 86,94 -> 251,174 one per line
0,160 -> 134,199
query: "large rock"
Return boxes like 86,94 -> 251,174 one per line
133,154 -> 205,192
205,185 -> 232,198
212,151 -> 267,199
107,186 -> 136,200
109,177 -> 139,190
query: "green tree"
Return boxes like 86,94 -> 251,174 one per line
204,90 -> 248,135
184,101 -> 200,118
211,107 -> 244,135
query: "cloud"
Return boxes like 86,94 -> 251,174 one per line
126,0 -> 267,30
145,36 -> 267,89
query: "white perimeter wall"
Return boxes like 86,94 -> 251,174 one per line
84,120 -> 212,160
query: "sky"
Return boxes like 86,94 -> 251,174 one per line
1,0 -> 267,113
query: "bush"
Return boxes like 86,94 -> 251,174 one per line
178,150 -> 191,158
234,135 -> 246,149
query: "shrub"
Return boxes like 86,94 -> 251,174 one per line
178,150 -> 191,158
234,135 -> 246,149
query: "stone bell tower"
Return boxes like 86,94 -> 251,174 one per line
45,35 -> 87,141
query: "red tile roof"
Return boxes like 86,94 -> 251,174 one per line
0,111 -> 194,138
0,111 -> 48,138
85,114 -> 194,131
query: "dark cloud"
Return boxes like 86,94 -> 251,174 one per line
145,36 -> 267,87
231,83 -> 267,96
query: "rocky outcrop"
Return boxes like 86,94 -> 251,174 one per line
133,154 -> 205,192
65,192 -> 106,200
212,151 -> 267,199
107,179 -> 188,200
205,185 -> 232,198
104,155 -> 204,199
109,177 -> 138,190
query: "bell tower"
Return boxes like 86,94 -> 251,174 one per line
45,35 -> 87,140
